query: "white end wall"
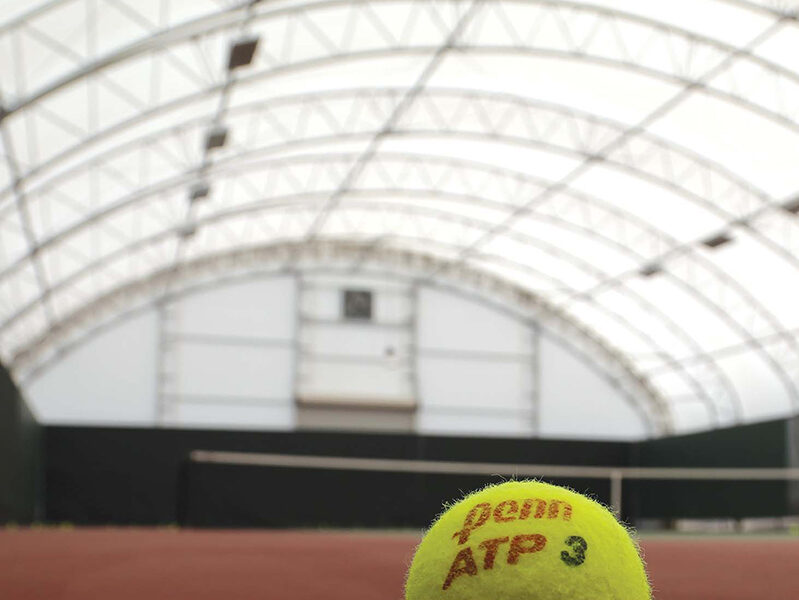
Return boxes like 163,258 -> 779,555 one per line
24,272 -> 649,440
160,277 -> 296,430
26,311 -> 158,426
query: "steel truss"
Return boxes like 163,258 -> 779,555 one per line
1,0 -> 798,433
15,240 -> 672,435
3,147 -> 768,423
4,94 -> 798,417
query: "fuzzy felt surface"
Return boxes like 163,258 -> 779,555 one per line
405,480 -> 651,600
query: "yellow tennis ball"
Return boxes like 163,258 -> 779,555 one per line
405,480 -> 651,600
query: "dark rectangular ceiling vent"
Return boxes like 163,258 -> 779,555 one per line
178,222 -> 197,239
227,37 -> 259,70
702,232 -> 733,249
189,182 -> 210,201
205,125 -> 228,150
639,263 -> 662,278
782,196 -> 799,214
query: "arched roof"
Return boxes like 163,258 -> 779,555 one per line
1,0 -> 798,435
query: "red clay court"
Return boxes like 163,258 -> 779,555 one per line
2,528 -> 798,600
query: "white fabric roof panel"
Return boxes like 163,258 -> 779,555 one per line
1,0 -> 798,436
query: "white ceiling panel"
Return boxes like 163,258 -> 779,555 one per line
1,0 -> 798,436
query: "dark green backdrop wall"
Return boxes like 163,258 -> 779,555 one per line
630,418 -> 795,519
0,363 -> 41,523
43,417 -> 799,528
44,426 -> 627,526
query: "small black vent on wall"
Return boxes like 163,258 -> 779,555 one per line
343,289 -> 373,320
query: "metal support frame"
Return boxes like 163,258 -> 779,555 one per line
5,87 -> 785,249
4,1 -> 799,222
2,86 -> 794,355
3,123 -> 792,346
409,282 -> 420,418
1,21 -> 799,378
154,298 -> 177,425
290,272 -> 302,414
10,149 -> 785,423
294,273 -> 309,402
13,241 -> 672,434
160,0 -> 260,298
97,263 -> 660,433
302,0 -> 482,239
0,85 -> 793,414
2,193 -> 726,422
1,0 -> 799,434
3,0 -> 797,127
530,322 -> 541,437
0,121 -> 54,331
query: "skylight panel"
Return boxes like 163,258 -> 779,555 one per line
754,20 -> 799,73
646,92 -> 799,198
582,0 -> 775,46
698,227 -> 799,330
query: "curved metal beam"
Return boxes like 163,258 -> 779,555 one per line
2,147 -> 752,387
1,1 -> 792,408
17,264 -> 664,436
0,3 -> 799,231
1,0 -> 794,432
3,0 -> 795,121
3,173 -> 746,423
5,45 -> 799,207
1,0 -> 786,44
3,138 -> 792,414
6,116 -> 795,390
11,239 -> 673,433
3,3 -> 795,263
5,60 -> 796,370
5,87 -> 799,371
2,92 -> 791,281
6,87 -> 794,331
2,87 -> 772,221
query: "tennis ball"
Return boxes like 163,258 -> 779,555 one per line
405,480 -> 651,600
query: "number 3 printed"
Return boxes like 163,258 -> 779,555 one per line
560,535 -> 587,566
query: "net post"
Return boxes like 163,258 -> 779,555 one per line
610,469 -> 623,517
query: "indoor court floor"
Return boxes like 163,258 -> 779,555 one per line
1,528 -> 797,599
